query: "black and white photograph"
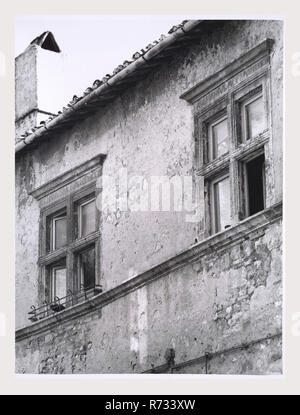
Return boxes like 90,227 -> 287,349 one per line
14,16 -> 283,375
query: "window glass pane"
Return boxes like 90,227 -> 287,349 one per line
214,176 -> 230,232
54,216 -> 67,249
78,248 -> 95,290
212,118 -> 228,159
52,267 -> 66,300
80,199 -> 96,237
245,96 -> 265,139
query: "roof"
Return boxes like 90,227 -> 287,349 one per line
15,19 -> 205,154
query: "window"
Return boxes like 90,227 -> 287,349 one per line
181,39 -> 274,236
28,155 -> 104,321
210,174 -> 231,233
205,84 -> 269,234
46,210 -> 67,252
241,94 -> 266,140
78,198 -> 96,238
242,153 -> 265,217
39,183 -> 100,307
48,261 -> 67,303
238,88 -> 267,143
203,86 -> 268,235
208,116 -> 229,161
76,245 -> 96,291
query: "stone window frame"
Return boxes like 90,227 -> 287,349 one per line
30,155 -> 105,308
181,38 -> 275,239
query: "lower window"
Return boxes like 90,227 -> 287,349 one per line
46,258 -> 67,303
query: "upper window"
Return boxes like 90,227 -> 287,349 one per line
76,245 -> 96,291
210,173 -> 231,233
242,152 -> 266,217
48,260 -> 67,303
78,197 -> 96,238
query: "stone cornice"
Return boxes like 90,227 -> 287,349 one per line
16,201 -> 282,342
29,154 -> 106,201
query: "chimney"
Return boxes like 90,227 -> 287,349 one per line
15,31 -> 64,139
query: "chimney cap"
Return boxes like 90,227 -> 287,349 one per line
30,31 -> 61,52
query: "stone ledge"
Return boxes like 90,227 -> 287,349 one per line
16,201 -> 282,342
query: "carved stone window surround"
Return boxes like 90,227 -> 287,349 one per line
181,38 -> 275,239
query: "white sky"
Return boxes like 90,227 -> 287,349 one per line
15,15 -> 184,111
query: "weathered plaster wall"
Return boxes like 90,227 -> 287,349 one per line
15,20 -> 283,373
16,216 -> 282,374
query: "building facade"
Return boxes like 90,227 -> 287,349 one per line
15,20 -> 283,374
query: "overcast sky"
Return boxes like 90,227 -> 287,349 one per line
15,15 -> 186,111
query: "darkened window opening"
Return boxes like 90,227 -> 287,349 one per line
210,173 -> 231,234
46,208 -> 67,253
245,153 -> 265,216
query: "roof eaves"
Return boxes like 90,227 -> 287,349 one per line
15,19 -> 203,154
